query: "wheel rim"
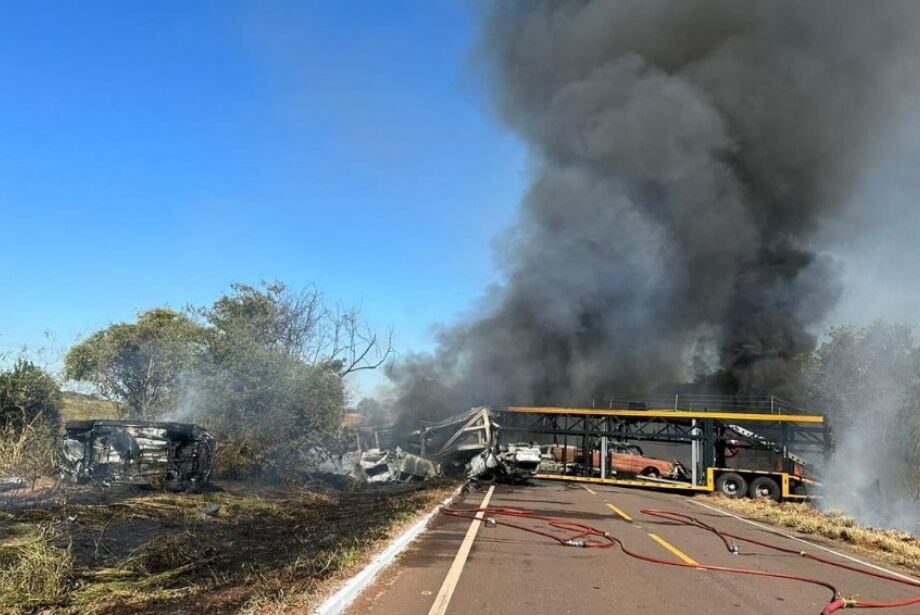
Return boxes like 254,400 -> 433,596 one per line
724,480 -> 740,495
755,484 -> 773,498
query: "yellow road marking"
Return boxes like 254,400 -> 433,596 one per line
582,485 -> 597,496
428,485 -> 495,615
604,501 -> 632,522
647,533 -> 700,567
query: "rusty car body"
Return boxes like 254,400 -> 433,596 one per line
540,443 -> 688,480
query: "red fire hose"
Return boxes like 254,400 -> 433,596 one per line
439,504 -> 920,614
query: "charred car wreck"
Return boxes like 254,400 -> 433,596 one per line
344,408 -> 542,486
466,442 -> 542,483
357,448 -> 440,484
60,420 -> 214,491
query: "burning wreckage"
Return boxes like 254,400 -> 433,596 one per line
346,407 -> 542,486
54,400 -> 826,501
60,420 -> 214,491
356,448 -> 440,484
53,409 -> 538,491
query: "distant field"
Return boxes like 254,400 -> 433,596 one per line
60,392 -> 121,423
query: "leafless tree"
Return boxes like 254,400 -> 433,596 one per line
284,290 -> 393,375
324,305 -> 394,376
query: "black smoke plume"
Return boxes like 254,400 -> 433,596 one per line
388,1 -> 920,422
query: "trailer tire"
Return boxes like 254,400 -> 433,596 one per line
715,472 -> 747,499
640,467 -> 660,478
749,476 -> 781,501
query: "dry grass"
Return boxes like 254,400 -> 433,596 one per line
2,479 -> 459,614
0,414 -> 58,487
120,533 -> 204,575
708,495 -> 920,572
0,520 -> 73,610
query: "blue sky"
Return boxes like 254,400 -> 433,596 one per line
0,1 -> 526,393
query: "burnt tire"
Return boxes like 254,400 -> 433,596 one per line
640,467 -> 660,478
749,476 -> 781,502
715,472 -> 747,499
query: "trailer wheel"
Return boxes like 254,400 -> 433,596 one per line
715,472 -> 747,499
749,476 -> 781,501
640,467 -> 660,478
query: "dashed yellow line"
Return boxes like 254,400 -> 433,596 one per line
647,533 -> 701,567
582,482 -> 633,523
604,501 -> 633,522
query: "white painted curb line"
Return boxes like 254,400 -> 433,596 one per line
313,484 -> 465,615
689,498 -> 918,583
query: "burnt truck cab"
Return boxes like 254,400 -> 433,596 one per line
60,419 -> 214,491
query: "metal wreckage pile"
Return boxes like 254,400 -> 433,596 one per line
51,408 -> 539,492
344,407 -> 542,486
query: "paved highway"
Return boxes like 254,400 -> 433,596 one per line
347,480 -> 920,614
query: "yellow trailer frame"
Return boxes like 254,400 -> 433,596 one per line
509,405 -> 825,423
534,467 -> 811,500
500,405 -> 826,501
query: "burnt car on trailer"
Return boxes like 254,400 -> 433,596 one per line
60,420 -> 214,491
539,443 -> 688,480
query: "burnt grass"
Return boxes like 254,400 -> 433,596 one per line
2,479 -> 458,614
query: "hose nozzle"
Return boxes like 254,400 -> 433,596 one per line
484,517 -> 497,528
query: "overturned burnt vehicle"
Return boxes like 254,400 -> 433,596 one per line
466,442 -> 541,483
60,420 -> 214,491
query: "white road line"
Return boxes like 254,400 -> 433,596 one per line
689,498 -> 919,584
427,485 -> 496,615
313,485 -> 464,615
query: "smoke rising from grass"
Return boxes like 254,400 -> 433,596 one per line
811,323 -> 920,530
388,2 -> 920,426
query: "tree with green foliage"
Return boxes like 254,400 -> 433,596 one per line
64,308 -> 208,420
191,282 -> 387,480
0,360 -> 62,430
63,282 -> 391,481
202,282 -> 392,374
0,360 -> 61,484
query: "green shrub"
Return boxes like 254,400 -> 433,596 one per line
0,360 -> 61,431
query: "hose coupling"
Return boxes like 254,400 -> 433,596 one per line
565,539 -> 586,548
484,517 -> 497,528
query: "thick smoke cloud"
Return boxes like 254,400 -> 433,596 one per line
389,1 -> 920,421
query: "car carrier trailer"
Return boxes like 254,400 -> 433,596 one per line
492,395 -> 830,501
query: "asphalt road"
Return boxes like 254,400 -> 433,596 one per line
347,480 -> 920,614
